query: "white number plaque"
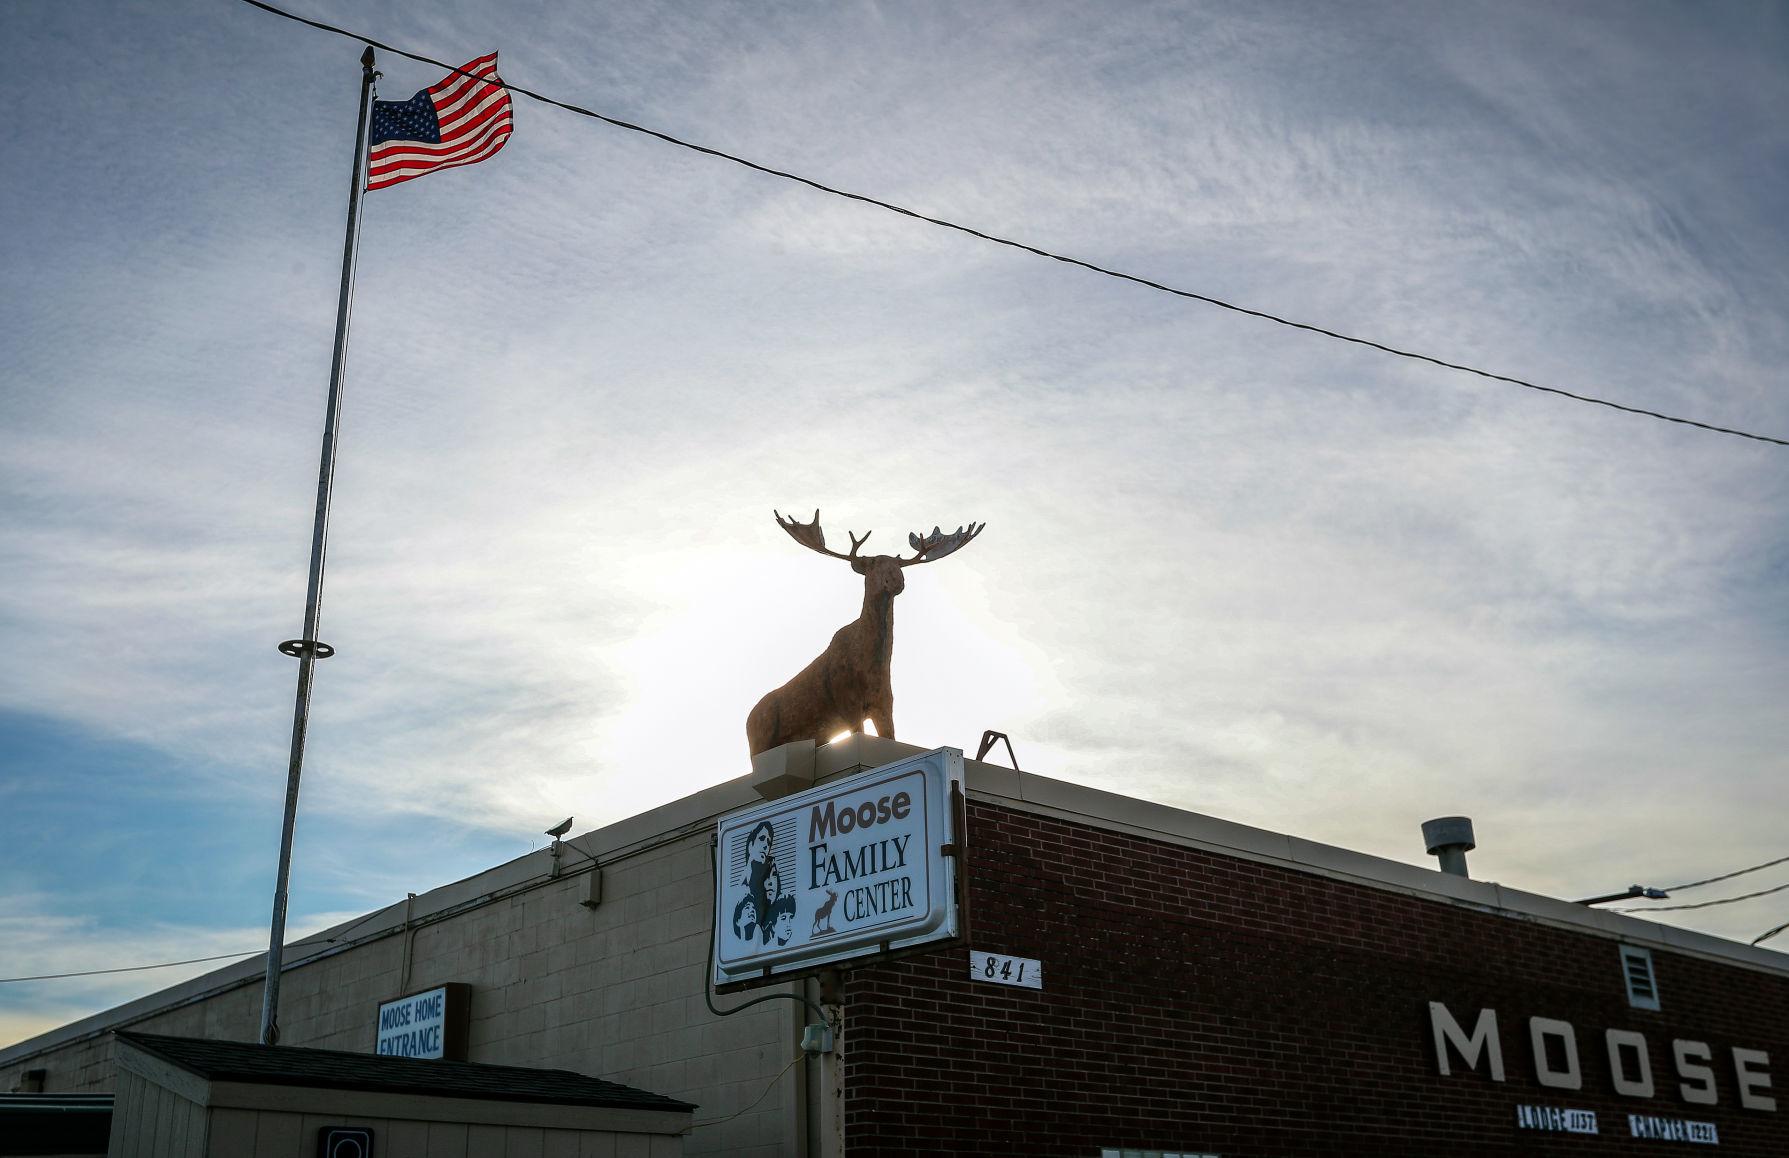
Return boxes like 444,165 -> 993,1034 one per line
970,950 -> 1042,989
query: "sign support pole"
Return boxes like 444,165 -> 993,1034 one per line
259,46 -> 377,1047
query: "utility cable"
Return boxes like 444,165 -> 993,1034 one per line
234,0 -> 1789,449
1663,854 -> 1789,893
1612,879 -> 1789,914
553,838 -> 602,869
2,817 -> 624,988
0,951 -> 261,984
0,874 -> 531,986
307,901 -> 405,947
0,923 -> 394,984
691,1051 -> 807,1128
1752,919 -> 1789,947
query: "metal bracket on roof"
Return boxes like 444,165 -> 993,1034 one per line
975,730 -> 1018,770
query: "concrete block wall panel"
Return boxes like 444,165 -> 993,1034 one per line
842,799 -> 1789,1157
3,824 -> 789,1154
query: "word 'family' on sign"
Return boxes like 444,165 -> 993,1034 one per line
712,748 -> 962,987
811,833 -> 912,889
1428,1002 -> 1777,1112
1628,1114 -> 1719,1143
1515,1104 -> 1597,1134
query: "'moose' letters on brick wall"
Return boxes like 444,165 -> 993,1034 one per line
841,798 -> 1789,1157
1429,1001 -> 1777,1110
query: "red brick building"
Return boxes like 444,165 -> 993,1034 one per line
4,735 -> 1784,1156
842,787 -> 1786,1155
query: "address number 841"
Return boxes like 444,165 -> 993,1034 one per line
969,950 -> 1042,989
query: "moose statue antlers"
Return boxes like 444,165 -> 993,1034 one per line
746,510 -> 984,758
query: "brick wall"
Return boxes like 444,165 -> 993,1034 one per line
842,800 -> 1789,1156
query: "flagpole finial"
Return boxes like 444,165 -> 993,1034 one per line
361,45 -> 376,70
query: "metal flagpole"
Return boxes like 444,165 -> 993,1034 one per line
260,45 -> 378,1047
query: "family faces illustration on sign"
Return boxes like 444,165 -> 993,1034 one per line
728,819 -> 801,948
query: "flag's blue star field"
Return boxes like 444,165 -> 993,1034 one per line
371,90 -> 441,146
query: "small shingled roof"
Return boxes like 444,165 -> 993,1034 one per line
115,1032 -> 695,1114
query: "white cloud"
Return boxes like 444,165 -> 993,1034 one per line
2,0 -> 1787,1029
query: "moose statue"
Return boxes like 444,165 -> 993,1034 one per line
746,510 -> 984,758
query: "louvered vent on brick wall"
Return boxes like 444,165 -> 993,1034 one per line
1620,945 -> 1661,1011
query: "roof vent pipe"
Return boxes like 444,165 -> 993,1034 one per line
1422,816 -> 1476,878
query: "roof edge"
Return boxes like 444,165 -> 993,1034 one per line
6,735 -> 1784,1067
967,761 -> 1789,978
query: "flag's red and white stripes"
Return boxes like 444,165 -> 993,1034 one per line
367,53 -> 513,191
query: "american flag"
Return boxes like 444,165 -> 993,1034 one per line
367,53 -> 513,192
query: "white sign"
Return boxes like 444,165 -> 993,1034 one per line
1516,1105 -> 1598,1134
1629,1115 -> 1719,1144
969,951 -> 1041,989
375,985 -> 451,1058
712,747 -> 962,986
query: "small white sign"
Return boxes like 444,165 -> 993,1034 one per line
970,950 -> 1042,989
712,748 -> 962,987
1628,1115 -> 1718,1144
1516,1105 -> 1598,1134
375,986 -> 450,1058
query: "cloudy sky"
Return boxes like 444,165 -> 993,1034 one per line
3,0 -> 1786,1048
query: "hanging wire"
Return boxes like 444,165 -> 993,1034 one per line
1612,879 -> 1789,914
1663,854 -> 1789,893
691,1051 -> 807,1128
234,0 -> 1789,448
0,917 -> 390,984
0,951 -> 261,985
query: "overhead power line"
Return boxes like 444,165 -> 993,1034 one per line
0,911 -> 403,984
236,0 -> 1788,449
0,932 -> 381,985
1665,854 -> 1789,893
0,951 -> 260,984
1613,879 -> 1789,914
4,855 -> 590,987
